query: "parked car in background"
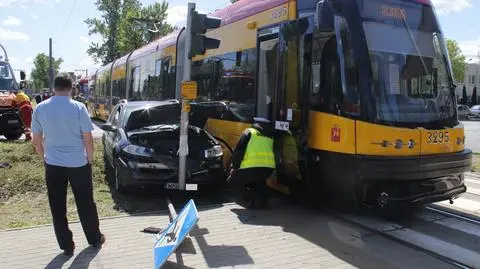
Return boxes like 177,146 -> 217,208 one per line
101,100 -> 225,194
457,105 -> 474,120
470,105 -> 480,119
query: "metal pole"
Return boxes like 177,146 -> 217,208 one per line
178,2 -> 195,191
166,196 -> 178,222
49,38 -> 53,91
0,43 -> 8,62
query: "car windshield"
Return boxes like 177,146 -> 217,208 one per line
359,0 -> 456,127
125,104 -> 181,132
0,61 -> 17,91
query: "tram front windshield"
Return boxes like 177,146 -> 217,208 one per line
359,0 -> 456,128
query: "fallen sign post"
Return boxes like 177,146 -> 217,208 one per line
153,199 -> 199,269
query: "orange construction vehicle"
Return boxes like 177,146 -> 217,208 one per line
0,90 -> 24,140
1,44 -> 26,140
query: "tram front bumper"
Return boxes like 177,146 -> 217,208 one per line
357,149 -> 472,207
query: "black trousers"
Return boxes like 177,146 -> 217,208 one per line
45,163 -> 102,250
230,167 -> 274,201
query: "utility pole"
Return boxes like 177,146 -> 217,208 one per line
177,2 -> 222,191
49,38 -> 53,91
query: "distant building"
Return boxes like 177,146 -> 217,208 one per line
454,62 -> 480,102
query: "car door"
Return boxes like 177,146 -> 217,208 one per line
104,104 -> 122,165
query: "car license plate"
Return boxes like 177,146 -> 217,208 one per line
186,184 -> 198,191
8,120 -> 18,124
164,183 -> 178,190
275,121 -> 289,131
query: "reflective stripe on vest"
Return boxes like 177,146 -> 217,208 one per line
240,128 -> 275,169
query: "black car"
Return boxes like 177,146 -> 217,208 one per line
101,100 -> 224,193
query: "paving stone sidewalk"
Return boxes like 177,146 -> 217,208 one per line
0,201 -> 455,269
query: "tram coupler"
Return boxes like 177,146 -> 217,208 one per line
377,192 -> 389,210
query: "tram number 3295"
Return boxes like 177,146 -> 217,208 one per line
426,131 -> 449,144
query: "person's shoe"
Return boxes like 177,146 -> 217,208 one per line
91,234 -> 105,248
63,243 -> 75,256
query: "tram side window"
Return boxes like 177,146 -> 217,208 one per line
162,59 -> 175,99
310,22 -> 359,116
190,49 -> 256,123
337,17 -> 360,116
216,49 -> 256,122
192,59 -> 217,101
130,66 -> 141,100
310,33 -> 342,114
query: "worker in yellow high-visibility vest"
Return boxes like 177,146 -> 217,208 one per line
228,117 -> 276,209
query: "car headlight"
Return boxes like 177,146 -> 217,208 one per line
122,144 -> 154,157
204,145 -> 223,158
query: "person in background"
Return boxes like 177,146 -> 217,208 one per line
35,93 -> 42,104
15,90 -> 33,141
227,117 -> 276,209
31,73 -> 105,256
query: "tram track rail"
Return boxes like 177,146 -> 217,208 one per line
425,205 -> 480,226
328,209 -> 479,269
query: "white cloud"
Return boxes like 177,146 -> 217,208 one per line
79,36 -> 89,43
0,27 -> 29,41
166,5 -> 207,27
30,14 -> 39,20
3,16 -> 22,26
432,0 -> 472,15
459,36 -> 480,63
25,57 -> 33,63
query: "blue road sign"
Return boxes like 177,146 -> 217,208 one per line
153,199 -> 199,269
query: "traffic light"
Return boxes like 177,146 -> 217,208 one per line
188,9 -> 222,58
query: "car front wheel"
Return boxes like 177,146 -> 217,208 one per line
4,132 -> 23,140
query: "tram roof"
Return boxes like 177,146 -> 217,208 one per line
97,0 -> 291,71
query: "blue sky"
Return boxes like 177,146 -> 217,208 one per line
0,0 -> 479,79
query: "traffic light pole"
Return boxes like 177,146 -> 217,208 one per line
178,2 -> 195,191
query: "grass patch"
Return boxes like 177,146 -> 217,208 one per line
472,153 -> 480,173
0,140 -> 119,229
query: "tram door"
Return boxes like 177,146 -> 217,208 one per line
257,18 -> 311,189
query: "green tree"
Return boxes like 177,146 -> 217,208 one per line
85,0 -> 174,65
446,39 -> 467,83
30,53 -> 63,90
85,0 -> 124,65
139,2 -> 177,43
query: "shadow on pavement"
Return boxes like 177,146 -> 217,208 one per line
44,253 -> 72,269
227,196 -> 402,269
67,247 -> 101,269
166,224 -> 254,268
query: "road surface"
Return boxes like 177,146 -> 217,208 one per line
462,120 -> 480,153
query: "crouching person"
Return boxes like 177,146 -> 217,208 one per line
228,117 -> 276,209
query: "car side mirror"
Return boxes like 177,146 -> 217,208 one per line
101,124 -> 116,132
